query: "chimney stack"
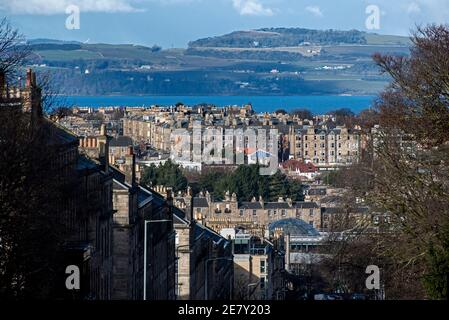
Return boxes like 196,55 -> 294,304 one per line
97,125 -> 110,173
131,153 -> 136,187
100,123 -> 106,136
26,69 -> 32,87
166,187 -> 173,207
186,196 -> 194,222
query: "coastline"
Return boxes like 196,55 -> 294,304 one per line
56,95 -> 377,114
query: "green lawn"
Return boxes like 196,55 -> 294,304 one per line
35,49 -> 103,61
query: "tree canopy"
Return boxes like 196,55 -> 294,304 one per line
140,159 -> 188,192
197,165 -> 304,202
324,25 -> 449,300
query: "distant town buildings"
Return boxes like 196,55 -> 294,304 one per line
288,125 -> 361,169
40,75 -> 384,301
120,104 -> 362,170
173,189 -> 322,236
58,102 -> 364,175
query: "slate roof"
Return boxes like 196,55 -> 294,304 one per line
193,197 -> 209,208
76,154 -> 99,171
110,166 -> 153,208
292,202 -> 319,209
240,202 -> 263,210
110,136 -> 133,147
265,202 -> 291,209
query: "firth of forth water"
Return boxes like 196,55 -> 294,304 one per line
61,95 -> 376,114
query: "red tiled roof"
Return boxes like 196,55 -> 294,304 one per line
281,160 -> 318,173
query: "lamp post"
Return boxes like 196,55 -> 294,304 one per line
204,257 -> 233,300
143,219 -> 172,300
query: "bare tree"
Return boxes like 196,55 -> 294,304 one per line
322,25 -> 449,300
0,18 -> 30,79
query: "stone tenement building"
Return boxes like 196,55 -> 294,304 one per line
57,106 -> 123,138
123,105 -> 362,169
0,68 -> 42,120
1,69 -> 114,299
80,130 -> 177,300
172,188 -> 322,237
174,206 -> 233,300
288,126 -> 361,168
223,229 -> 285,300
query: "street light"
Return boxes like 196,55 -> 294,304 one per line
204,257 -> 233,300
143,219 -> 172,300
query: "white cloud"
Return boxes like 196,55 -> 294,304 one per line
416,0 -> 449,21
0,0 -> 143,14
305,5 -> 323,17
232,0 -> 274,16
0,0 -> 276,16
407,2 -> 421,14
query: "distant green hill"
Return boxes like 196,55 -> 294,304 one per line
189,28 -> 411,48
24,28 -> 411,96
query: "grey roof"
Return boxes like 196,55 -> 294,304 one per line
137,187 -> 153,208
193,197 -> 209,208
265,202 -> 290,209
110,136 -> 133,147
240,202 -> 263,210
46,119 -> 79,146
76,155 -> 99,171
292,202 -> 319,209
193,221 -> 230,249
269,218 -> 320,237
172,207 -> 187,221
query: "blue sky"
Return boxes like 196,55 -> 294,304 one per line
1,0 -> 448,47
